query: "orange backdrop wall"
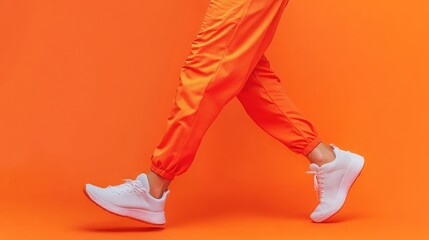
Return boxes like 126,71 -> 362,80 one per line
1,0 -> 428,239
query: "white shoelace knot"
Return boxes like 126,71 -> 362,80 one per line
107,179 -> 147,195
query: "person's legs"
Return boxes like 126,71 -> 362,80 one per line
146,0 -> 336,199
149,0 -> 291,183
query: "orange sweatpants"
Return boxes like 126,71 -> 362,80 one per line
150,0 -> 322,180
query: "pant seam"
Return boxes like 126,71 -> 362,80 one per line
236,1 -> 286,94
252,71 -> 313,150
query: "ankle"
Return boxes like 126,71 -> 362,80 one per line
149,187 -> 168,199
147,170 -> 171,199
307,142 -> 336,167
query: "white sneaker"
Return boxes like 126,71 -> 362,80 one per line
84,173 -> 170,225
306,144 -> 364,222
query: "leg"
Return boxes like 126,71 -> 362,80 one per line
83,1 -> 294,223
236,53 -> 325,156
237,53 -> 335,165
237,54 -> 364,223
149,0 -> 291,184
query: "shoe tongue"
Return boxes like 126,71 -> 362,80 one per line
136,173 -> 150,191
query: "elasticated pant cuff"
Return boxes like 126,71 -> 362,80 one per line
302,136 -> 322,156
150,164 -> 176,181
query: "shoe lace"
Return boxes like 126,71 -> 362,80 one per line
107,179 -> 146,195
306,170 -> 325,202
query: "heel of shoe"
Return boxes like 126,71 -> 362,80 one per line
350,153 -> 365,173
344,153 -> 364,188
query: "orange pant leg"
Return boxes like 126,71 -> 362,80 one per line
237,54 -> 322,156
150,0 -> 290,180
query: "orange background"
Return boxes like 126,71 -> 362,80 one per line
1,0 -> 428,239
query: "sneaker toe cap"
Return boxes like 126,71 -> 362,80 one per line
310,204 -> 332,222
310,211 -> 324,222
85,183 -> 104,196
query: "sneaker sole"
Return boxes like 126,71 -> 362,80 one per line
83,186 -> 166,225
311,153 -> 365,223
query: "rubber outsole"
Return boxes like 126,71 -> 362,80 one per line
83,186 -> 166,226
